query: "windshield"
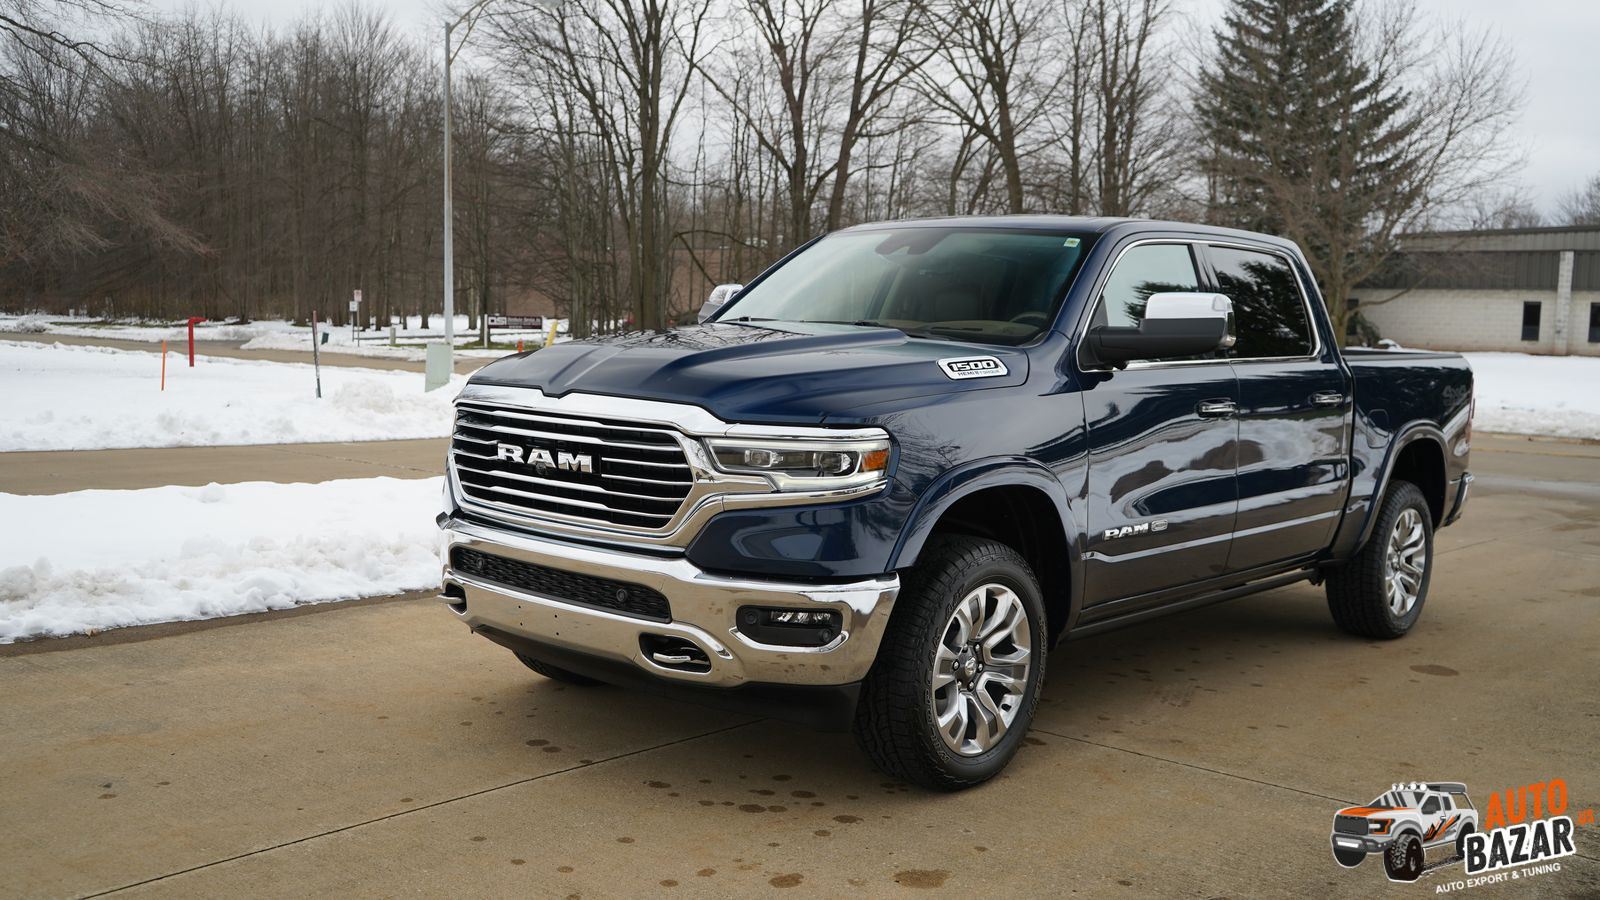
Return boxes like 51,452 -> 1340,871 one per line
717,227 -> 1096,346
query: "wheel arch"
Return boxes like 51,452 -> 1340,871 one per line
1359,426 -> 1448,547
891,460 -> 1079,643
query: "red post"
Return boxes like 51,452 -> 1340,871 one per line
187,316 -> 207,367
516,338 -> 524,353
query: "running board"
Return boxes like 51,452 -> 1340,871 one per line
1068,570 -> 1313,638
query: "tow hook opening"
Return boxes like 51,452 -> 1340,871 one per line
640,635 -> 711,673
442,583 -> 467,614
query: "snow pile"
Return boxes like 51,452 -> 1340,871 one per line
4,315 -> 49,333
0,340 -> 464,451
0,477 -> 445,642
1465,352 -> 1600,440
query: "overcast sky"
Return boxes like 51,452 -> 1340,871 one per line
156,0 -> 1597,216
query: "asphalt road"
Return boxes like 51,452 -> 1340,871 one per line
2,438 -> 1597,898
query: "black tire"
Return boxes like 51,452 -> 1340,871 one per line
1384,833 -> 1424,882
852,535 -> 1048,791
513,651 -> 604,686
1331,846 -> 1366,868
1455,823 -> 1474,860
1326,480 -> 1434,639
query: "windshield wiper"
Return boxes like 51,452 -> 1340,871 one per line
806,319 -> 955,340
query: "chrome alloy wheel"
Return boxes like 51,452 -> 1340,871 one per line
931,582 -> 1033,756
1384,508 -> 1427,616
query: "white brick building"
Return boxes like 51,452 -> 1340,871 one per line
1353,225 -> 1600,356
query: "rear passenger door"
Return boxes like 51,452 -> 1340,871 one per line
1205,243 -> 1351,572
1079,241 -> 1240,606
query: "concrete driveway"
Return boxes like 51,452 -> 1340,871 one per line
2,439 -> 1597,898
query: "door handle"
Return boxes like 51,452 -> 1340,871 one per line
1196,399 -> 1237,418
1311,391 -> 1346,407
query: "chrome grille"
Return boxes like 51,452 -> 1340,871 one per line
451,400 -> 693,529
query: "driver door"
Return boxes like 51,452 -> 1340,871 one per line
1080,242 -> 1240,607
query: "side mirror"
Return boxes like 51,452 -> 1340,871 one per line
1085,292 -> 1234,369
699,283 -> 744,323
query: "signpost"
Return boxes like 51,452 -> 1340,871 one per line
349,289 -> 362,343
186,316 -> 206,367
311,310 -> 323,399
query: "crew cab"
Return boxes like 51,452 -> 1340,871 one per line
1333,782 -> 1479,881
435,217 -> 1473,790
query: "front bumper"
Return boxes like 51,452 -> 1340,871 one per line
1330,832 -> 1393,855
438,517 -> 901,692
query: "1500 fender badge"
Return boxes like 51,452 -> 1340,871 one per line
938,356 -> 1008,380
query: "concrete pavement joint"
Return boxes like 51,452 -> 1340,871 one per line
78,719 -> 760,899
1031,727 -> 1356,805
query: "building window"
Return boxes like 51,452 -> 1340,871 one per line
1590,303 -> 1600,343
1522,302 -> 1541,341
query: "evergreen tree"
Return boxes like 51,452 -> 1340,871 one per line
1199,0 -> 1420,344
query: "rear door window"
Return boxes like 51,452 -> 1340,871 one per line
1209,246 -> 1314,359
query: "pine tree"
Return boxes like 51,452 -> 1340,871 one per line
1199,0 -> 1420,344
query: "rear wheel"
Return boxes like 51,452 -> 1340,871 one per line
1455,823 -> 1475,860
1326,480 -> 1434,639
853,535 -> 1047,791
514,651 -> 604,686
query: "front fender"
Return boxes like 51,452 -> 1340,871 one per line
890,456 -> 1081,576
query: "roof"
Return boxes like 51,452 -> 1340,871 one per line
841,215 -> 1300,251
1401,224 -> 1600,253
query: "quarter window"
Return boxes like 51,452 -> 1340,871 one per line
1209,246 -> 1313,358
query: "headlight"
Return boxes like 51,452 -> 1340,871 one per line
704,435 -> 891,492
1369,819 -> 1391,835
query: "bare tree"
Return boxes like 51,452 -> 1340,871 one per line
1556,173 -> 1600,226
916,0 -> 1063,214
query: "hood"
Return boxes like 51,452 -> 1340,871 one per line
468,322 -> 1030,424
1338,806 -> 1407,817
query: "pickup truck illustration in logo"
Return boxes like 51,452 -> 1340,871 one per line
1331,782 -> 1479,881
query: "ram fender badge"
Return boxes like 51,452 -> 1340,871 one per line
938,356 -> 1008,380
1102,519 -> 1168,541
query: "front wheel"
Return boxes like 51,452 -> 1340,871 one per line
1385,833 -> 1424,882
853,535 -> 1047,791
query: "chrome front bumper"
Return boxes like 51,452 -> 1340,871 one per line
439,518 -> 900,688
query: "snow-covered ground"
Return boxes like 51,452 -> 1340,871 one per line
1,313 -> 563,360
0,477 -> 444,642
1464,352 -> 1600,440
0,340 -> 464,451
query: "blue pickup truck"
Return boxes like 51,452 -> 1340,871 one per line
436,216 -> 1473,789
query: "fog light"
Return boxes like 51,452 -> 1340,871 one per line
736,606 -> 842,648
768,610 -> 833,626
